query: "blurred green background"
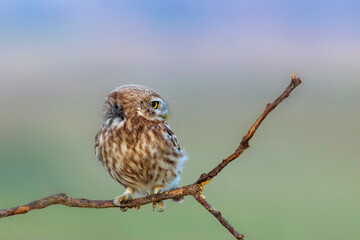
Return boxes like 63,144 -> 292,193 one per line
1,1 -> 359,240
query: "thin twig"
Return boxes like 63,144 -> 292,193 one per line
0,75 -> 302,240
194,193 -> 244,239
197,74 -> 301,184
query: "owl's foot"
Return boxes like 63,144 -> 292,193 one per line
152,200 -> 166,212
158,200 -> 166,212
151,185 -> 166,212
154,186 -> 164,195
114,187 -> 134,212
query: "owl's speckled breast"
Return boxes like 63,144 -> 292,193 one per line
95,117 -> 186,196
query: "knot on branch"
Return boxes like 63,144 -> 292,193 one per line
197,173 -> 208,183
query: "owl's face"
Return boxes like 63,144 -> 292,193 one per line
138,95 -> 168,121
103,85 -> 169,123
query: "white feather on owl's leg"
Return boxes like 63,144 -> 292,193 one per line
152,185 -> 166,212
114,187 -> 134,211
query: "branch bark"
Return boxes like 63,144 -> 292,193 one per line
0,74 -> 302,240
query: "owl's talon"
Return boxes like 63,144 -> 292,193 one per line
158,200 -> 166,212
146,191 -> 152,199
155,188 -> 163,195
151,185 -> 165,212
153,185 -> 164,196
151,200 -> 166,212
113,193 -> 132,206
114,187 -> 134,208
120,207 -> 128,212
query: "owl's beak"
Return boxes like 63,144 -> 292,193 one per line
162,113 -> 168,120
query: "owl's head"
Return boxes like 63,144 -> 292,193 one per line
103,85 -> 169,122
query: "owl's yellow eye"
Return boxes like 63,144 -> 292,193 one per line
150,101 -> 159,109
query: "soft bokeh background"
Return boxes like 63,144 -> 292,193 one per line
1,1 -> 359,239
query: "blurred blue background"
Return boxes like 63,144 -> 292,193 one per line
1,1 -> 359,239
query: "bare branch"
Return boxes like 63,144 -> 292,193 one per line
0,75 -> 302,240
0,193 -> 113,218
197,74 -> 301,184
194,193 -> 244,239
0,184 -> 201,218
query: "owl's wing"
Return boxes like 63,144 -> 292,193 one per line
95,130 -> 101,152
164,124 -> 181,151
95,126 -> 110,165
94,128 -> 104,163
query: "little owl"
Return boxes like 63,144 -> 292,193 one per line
95,85 -> 186,211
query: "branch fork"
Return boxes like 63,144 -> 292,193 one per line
0,75 -> 302,240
